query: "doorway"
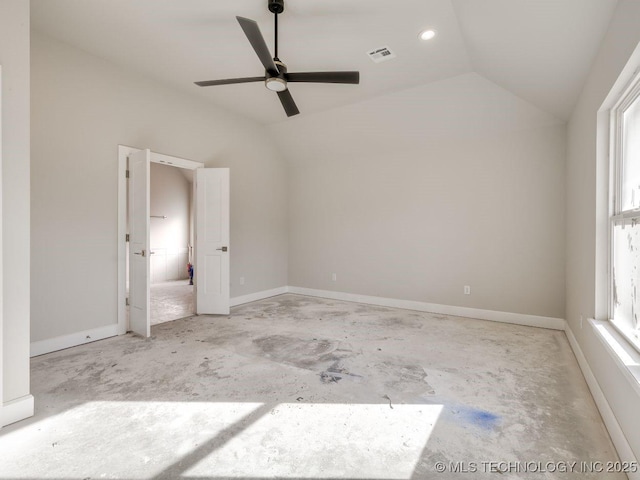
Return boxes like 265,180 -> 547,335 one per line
148,161 -> 194,325
118,146 -> 232,336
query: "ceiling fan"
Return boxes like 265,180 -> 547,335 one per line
195,0 -> 360,117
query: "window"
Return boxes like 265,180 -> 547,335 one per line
610,71 -> 640,350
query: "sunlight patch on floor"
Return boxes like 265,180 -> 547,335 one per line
0,402 -> 441,480
0,401 -> 262,479
185,403 -> 442,479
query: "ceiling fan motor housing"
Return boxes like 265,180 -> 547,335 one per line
268,0 -> 285,14
273,60 -> 287,76
266,60 -> 288,91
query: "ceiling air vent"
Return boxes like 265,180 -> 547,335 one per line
367,46 -> 396,63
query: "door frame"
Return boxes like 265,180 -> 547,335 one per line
117,145 -> 204,335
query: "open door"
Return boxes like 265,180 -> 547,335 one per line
128,149 -> 151,337
195,168 -> 230,315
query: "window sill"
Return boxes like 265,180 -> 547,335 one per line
611,319 -> 640,354
590,319 -> 640,397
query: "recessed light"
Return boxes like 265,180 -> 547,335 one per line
419,29 -> 437,41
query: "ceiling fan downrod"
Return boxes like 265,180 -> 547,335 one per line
274,11 -> 279,60
269,0 -> 284,61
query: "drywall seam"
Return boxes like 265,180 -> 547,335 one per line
30,324 -> 120,357
565,325 -> 639,479
1,395 -> 34,428
287,286 -> 565,330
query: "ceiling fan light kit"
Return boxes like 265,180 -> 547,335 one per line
195,0 -> 360,117
266,77 -> 287,92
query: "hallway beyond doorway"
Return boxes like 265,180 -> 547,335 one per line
150,280 -> 194,325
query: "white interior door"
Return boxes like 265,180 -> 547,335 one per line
195,168 -> 230,314
128,149 -> 151,336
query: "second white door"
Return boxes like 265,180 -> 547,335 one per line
195,168 -> 230,315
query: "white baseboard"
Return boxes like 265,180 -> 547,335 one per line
287,286 -> 565,330
30,285 -> 562,357
565,326 -> 639,479
231,286 -> 288,307
31,287 -> 289,357
2,394 -> 34,427
31,324 -> 120,357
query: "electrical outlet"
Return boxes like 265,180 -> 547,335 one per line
464,285 -> 471,295
332,273 -> 337,282
240,277 -> 245,286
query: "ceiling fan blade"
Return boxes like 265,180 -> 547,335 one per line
195,76 -> 265,87
286,71 -> 360,84
236,16 -> 279,76
277,89 -> 300,117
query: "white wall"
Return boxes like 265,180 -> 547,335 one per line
566,0 -> 640,460
0,0 -> 31,425
149,163 -> 190,283
274,73 -> 565,319
31,32 -> 288,343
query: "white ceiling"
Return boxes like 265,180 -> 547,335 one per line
31,0 -> 617,124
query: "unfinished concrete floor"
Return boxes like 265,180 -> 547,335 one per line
0,294 -> 623,479
150,280 -> 194,325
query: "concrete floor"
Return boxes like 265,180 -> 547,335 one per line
150,280 -> 194,325
0,294 -> 624,479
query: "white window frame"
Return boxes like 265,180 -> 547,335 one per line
609,70 -> 640,353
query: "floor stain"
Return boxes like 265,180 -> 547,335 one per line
319,360 -> 363,384
252,334 -> 349,370
461,408 -> 501,431
319,371 -> 342,383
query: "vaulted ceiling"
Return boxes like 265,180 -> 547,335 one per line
31,0 -> 617,124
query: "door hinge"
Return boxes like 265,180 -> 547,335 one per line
126,170 -> 130,178
126,234 -> 130,242
125,297 -> 130,306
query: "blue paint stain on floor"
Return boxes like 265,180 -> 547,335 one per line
420,395 -> 501,431
459,407 -> 500,431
